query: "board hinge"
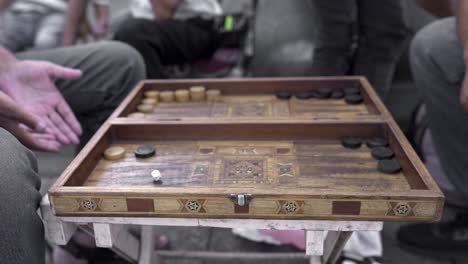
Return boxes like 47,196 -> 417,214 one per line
230,194 -> 252,206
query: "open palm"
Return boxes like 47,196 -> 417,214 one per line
0,60 -> 83,145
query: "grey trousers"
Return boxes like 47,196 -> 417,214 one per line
410,17 -> 468,203
310,0 -> 409,98
0,41 -> 145,264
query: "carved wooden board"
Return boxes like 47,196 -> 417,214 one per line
49,77 -> 444,222
126,96 -> 375,121
116,77 -> 384,122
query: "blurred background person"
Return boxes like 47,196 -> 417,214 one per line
0,0 -> 108,52
113,0 -> 223,78
62,0 -> 109,46
61,0 -> 110,46
397,0 -> 468,261
310,0 -> 410,99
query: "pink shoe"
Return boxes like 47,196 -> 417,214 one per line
232,228 -> 305,250
258,230 -> 305,250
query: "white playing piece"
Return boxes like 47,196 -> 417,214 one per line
151,170 -> 162,182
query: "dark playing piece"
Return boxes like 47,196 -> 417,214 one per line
371,147 -> 395,160
344,87 -> 360,95
341,137 -> 362,149
345,94 -> 364,105
366,137 -> 389,148
295,91 -> 314,100
377,158 -> 402,174
276,91 -> 292,100
313,91 -> 329,99
134,145 -> 156,158
316,87 -> 333,98
330,91 -> 345,99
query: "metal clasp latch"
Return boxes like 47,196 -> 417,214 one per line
230,194 -> 252,206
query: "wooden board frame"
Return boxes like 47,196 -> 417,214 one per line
49,77 -> 444,222
113,77 -> 387,122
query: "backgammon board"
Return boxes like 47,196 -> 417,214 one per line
49,77 -> 444,222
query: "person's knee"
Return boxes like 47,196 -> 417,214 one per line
410,20 -> 447,64
0,128 -> 41,212
34,31 -> 60,50
0,130 -> 44,263
410,17 -> 463,83
94,41 -> 146,81
114,19 -> 145,43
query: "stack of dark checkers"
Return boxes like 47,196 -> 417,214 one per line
366,138 -> 401,174
341,137 -> 402,174
276,87 -> 363,105
344,87 -> 364,105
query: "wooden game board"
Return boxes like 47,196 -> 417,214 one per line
49,77 -> 444,222
116,77 -> 385,122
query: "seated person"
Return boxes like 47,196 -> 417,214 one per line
310,0 -> 409,99
62,0 -> 109,46
0,0 -> 108,52
0,39 -> 145,263
113,0 -> 223,78
397,0 -> 468,259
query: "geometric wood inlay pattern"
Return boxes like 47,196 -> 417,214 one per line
179,199 -> 206,213
278,200 -> 304,215
387,202 -> 417,217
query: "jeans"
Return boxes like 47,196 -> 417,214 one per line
114,17 -> 219,79
310,0 -> 410,98
410,17 -> 468,203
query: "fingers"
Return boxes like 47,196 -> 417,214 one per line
46,63 -> 82,81
45,117 -> 70,144
19,123 -> 55,138
31,134 -> 62,152
0,91 -> 45,132
460,76 -> 468,110
48,111 -> 80,145
57,100 -> 82,136
14,123 -> 62,152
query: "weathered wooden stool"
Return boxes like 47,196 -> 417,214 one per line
41,196 -> 383,264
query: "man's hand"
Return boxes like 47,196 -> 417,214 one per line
151,0 -> 179,20
92,3 -> 109,39
0,116 -> 61,151
460,71 -> 468,110
0,91 -> 61,152
0,60 -> 83,145
93,17 -> 109,39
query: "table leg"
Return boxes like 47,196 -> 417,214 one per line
305,230 -> 325,256
40,195 -> 76,245
309,256 -> 322,264
92,223 -> 140,263
138,226 -> 156,264
322,231 -> 353,264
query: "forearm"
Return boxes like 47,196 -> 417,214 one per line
150,0 -> 179,20
62,0 -> 88,46
94,3 -> 109,23
0,0 -> 11,10
415,0 -> 454,17
456,0 -> 468,63
0,46 -> 17,73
